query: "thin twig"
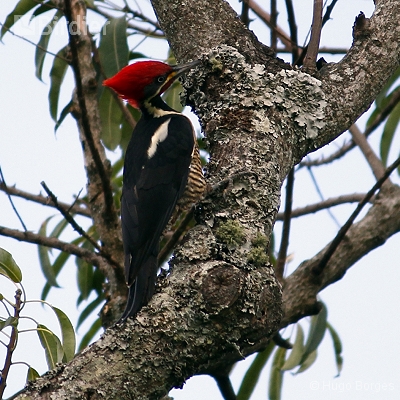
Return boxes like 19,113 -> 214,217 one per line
0,167 -> 27,231
301,87 -> 400,168
0,182 -> 91,217
295,0 -> 340,66
322,0 -> 339,26
270,0 -> 278,52
306,166 -> 340,227
276,193 -> 369,220
312,155 -> 400,276
303,0 -> 323,73
212,374 -> 237,400
40,181 -> 121,268
0,289 -> 22,399
244,0 -> 295,50
275,168 -> 294,281
284,0 -> 298,63
0,23 -> 70,63
40,181 -> 100,251
87,4 -> 164,37
348,124 -> 386,180
279,47 -> 347,55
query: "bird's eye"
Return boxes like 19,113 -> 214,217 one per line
157,76 -> 166,83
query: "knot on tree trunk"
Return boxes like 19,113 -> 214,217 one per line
201,264 -> 242,311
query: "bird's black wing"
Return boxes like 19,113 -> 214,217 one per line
120,113 -> 194,319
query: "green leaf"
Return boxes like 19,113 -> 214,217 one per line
99,17 -> 129,78
77,295 -> 104,330
37,324 -> 60,369
281,324 -> 305,371
49,46 -> 69,121
120,105 -> 140,152
128,51 -> 146,61
162,80 -> 185,112
380,102 -> 400,166
300,302 -> 327,364
0,316 -> 18,331
27,366 -> 40,382
41,237 -> 84,301
38,217 -> 60,287
55,100 -> 73,132
92,268 -> 105,294
237,341 -> 275,400
30,1 -> 55,20
296,349 -> 317,374
376,66 -> 400,109
50,306 -> 76,361
1,0 -> 40,40
0,247 -> 22,283
99,88 -> 123,150
49,217 -> 69,239
77,257 -> 94,300
78,318 -> 102,351
35,10 -> 63,81
84,0 -> 95,8
327,322 -> 343,377
268,347 -> 287,400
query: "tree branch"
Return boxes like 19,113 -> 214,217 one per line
303,0 -> 323,73
283,182 -> 400,327
0,182 -> 91,217
276,193 -> 370,220
0,168 -> 27,231
348,124 -> 387,181
275,168 -> 294,281
312,155 -> 400,276
0,225 -> 107,269
63,0 -> 125,321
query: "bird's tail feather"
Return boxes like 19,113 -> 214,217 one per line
118,255 -> 158,322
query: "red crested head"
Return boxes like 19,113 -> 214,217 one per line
103,61 -> 174,109
103,59 -> 201,109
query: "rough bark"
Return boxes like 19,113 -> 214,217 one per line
64,0 -> 126,322
13,0 -> 400,399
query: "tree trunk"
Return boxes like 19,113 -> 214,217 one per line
15,0 -> 400,398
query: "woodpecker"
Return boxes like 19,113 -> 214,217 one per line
103,59 -> 205,321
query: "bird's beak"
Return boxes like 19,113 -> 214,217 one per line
171,59 -> 202,80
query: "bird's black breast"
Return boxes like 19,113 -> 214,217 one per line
121,112 -> 195,285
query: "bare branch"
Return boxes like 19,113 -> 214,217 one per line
313,155 -> 400,276
283,182 -> 400,328
0,225 -> 105,268
284,0 -> 298,63
0,290 -> 22,399
276,193 -> 370,220
0,168 -> 27,231
244,0 -> 295,50
275,168 -> 294,282
0,182 -> 91,217
270,0 -> 278,52
303,0 -> 323,73
349,124 -> 387,181
0,23 -> 70,63
301,86 -> 400,168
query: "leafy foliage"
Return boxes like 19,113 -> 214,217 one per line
0,247 -> 76,388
